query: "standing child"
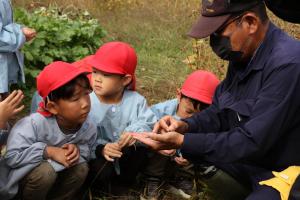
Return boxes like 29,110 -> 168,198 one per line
85,42 -> 159,196
150,70 -> 220,199
0,0 -> 36,99
0,61 -> 96,200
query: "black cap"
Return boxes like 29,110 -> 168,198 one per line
188,0 -> 262,39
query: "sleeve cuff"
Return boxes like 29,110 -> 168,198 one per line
181,133 -> 206,159
95,144 -> 105,158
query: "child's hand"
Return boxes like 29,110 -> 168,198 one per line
62,144 -> 80,166
118,132 -> 136,149
102,143 -> 122,162
46,146 -> 70,168
0,90 -> 24,129
22,27 -> 37,42
174,156 -> 189,166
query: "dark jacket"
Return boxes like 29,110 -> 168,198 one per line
181,23 -> 300,171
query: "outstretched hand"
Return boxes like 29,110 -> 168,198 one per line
130,132 -> 184,151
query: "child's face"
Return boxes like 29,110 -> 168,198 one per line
91,68 -> 131,102
177,97 -> 200,119
50,83 -> 91,128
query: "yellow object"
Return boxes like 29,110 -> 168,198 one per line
259,166 -> 300,200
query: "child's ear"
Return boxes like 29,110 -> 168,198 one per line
45,101 -> 59,115
176,88 -> 182,101
123,74 -> 133,87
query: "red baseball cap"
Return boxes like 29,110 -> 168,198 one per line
181,70 -> 220,104
72,55 -> 93,81
87,41 -> 137,90
37,61 -> 89,99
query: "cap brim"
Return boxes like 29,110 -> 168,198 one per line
187,14 -> 231,39
87,55 -> 125,75
181,89 -> 212,105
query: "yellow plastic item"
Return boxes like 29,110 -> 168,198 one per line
259,166 -> 300,200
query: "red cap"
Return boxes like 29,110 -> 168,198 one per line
72,55 -> 93,81
87,41 -> 137,90
37,61 -> 88,99
181,70 -> 220,104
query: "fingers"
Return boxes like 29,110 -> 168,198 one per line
68,152 -> 80,165
13,105 -> 25,115
9,90 -> 24,106
2,90 -> 18,103
119,133 -> 133,149
104,154 -> 114,162
103,143 -> 122,159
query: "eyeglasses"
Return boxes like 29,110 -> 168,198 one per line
214,13 -> 245,35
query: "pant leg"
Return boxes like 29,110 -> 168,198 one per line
246,185 -> 280,200
142,150 -> 169,181
47,162 -> 89,200
20,161 -> 57,200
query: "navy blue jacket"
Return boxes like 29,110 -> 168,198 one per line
181,23 -> 300,171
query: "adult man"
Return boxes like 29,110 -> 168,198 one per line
134,0 -> 300,199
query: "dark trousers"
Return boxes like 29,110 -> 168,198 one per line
206,163 -> 281,200
86,146 -> 148,191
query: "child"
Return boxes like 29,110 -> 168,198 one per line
150,70 -> 220,199
0,90 -> 24,155
30,56 -> 93,113
0,61 -> 97,200
0,0 -> 36,99
85,41 -> 159,197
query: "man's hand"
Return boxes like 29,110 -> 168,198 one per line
0,90 -> 24,129
62,144 -> 80,166
174,156 -> 189,166
46,146 -> 70,168
102,143 -> 122,162
153,115 -> 189,134
22,27 -> 36,42
132,132 -> 184,151
118,132 -> 136,149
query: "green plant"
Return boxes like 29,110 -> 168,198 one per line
14,6 -> 107,78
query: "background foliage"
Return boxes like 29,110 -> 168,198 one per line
14,6 -> 106,78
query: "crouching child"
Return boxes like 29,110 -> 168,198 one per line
0,61 -> 96,200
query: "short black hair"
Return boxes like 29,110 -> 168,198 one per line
181,94 -> 210,111
48,74 -> 91,102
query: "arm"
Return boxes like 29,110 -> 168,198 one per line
181,64 -> 300,163
124,96 -> 157,133
0,13 -> 26,52
4,116 -> 47,168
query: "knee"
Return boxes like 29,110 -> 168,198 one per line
25,162 -> 57,188
71,162 -> 89,184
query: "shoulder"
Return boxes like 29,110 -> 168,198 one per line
266,24 -> 300,67
123,90 -> 147,102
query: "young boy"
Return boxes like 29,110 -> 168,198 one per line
150,70 -> 220,199
0,0 -> 36,99
0,61 -> 96,200
85,41 -> 160,197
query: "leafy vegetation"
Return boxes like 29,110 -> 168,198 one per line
14,6 -> 106,78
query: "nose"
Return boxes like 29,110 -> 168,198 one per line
81,94 -> 91,110
92,73 -> 102,83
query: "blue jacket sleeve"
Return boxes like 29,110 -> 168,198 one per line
4,117 -> 47,168
124,96 -> 157,133
0,2 -> 26,52
181,63 -> 300,163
